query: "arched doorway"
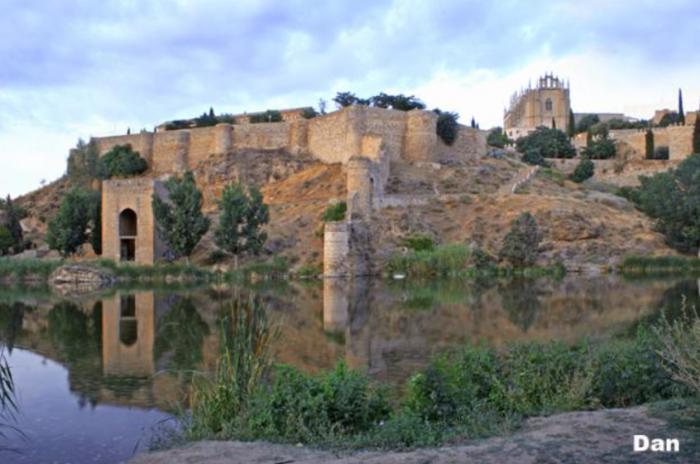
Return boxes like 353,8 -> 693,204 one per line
119,209 -> 137,261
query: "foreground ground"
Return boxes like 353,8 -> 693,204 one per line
131,406 -> 698,464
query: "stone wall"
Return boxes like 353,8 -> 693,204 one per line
608,127 -> 692,159
436,126 -> 486,161
102,178 -> 168,265
307,109 -> 354,164
94,132 -> 154,165
233,122 -> 290,151
668,125 -> 694,160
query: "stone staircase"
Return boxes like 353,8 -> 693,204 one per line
498,165 -> 540,195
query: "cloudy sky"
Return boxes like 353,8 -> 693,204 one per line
1,0 -> 699,197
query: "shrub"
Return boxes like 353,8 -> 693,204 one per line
570,159 -> 594,183
487,127 -> 510,148
654,305 -> 700,396
434,111 -> 459,146
0,226 -> 13,256
321,202 -> 347,222
627,154 -> 700,253
521,149 -> 550,167
582,135 -> 616,159
301,108 -> 318,119
387,244 -> 471,277
401,234 -> 434,252
96,144 -> 148,179
249,110 -> 283,123
498,212 -> 542,267
215,183 -> 269,264
516,127 -> 576,159
576,114 -> 600,134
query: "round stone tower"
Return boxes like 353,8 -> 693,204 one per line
346,156 -> 373,219
214,123 -> 233,154
323,221 -> 350,277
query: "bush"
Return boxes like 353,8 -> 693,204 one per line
0,226 -> 13,256
249,110 -> 283,123
67,139 -> 99,185
654,305 -> 700,396
401,234 -> 434,252
434,111 -> 459,146
387,244 -> 471,277
321,202 -> 347,222
96,144 -> 148,179
301,108 -> 318,119
487,128 -> 510,148
582,135 -> 616,160
576,114 -> 600,134
498,212 -> 542,267
516,127 -> 576,159
626,154 -> 700,253
521,149 -> 550,167
570,159 -> 594,183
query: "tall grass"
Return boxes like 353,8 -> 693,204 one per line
0,258 -> 62,281
653,301 -> 700,396
187,295 -> 277,438
387,244 -> 472,277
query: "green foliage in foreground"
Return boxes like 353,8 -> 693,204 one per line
516,127 -> 576,159
183,294 -> 691,450
215,183 -> 269,260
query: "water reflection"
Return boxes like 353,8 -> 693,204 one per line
0,276 -> 698,462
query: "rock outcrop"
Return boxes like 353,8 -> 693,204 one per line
49,264 -> 115,295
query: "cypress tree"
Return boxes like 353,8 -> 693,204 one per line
678,89 -> 685,125
3,195 -> 24,253
470,117 -> 476,128
568,109 -> 576,137
693,110 -> 700,154
645,129 -> 655,159
552,117 -> 556,129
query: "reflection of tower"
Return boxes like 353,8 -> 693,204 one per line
102,291 -> 155,377
322,277 -> 371,370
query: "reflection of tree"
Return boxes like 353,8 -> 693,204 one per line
499,278 -> 542,332
154,297 -> 209,371
48,301 -> 101,362
0,302 -> 30,351
626,280 -> 700,335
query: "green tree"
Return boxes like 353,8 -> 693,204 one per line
434,110 -> 459,145
570,159 -> 594,183
629,154 -> 700,254
96,144 -> 148,179
693,110 -> 700,154
567,109 -> 576,137
0,226 -> 13,255
658,112 -> 682,127
152,171 -> 210,261
214,183 -> 269,265
551,118 -> 556,129
46,187 -> 99,256
583,134 -> 616,159
645,129 -> 655,159
521,149 -> 550,167
67,139 -> 100,186
499,212 -> 542,267
678,89 -> 685,125
2,195 -> 24,254
576,114 -> 600,134
516,127 -> 576,159
487,127 -> 510,148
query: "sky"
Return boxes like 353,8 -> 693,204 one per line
1,0 -> 699,198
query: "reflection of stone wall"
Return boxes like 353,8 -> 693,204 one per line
323,279 -> 349,333
102,292 -> 154,377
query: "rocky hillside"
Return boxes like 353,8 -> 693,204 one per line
13,149 -> 676,271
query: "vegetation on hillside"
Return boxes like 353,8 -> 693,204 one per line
46,187 -> 101,256
152,171 -> 210,261
570,159 -> 594,183
487,127 -> 510,148
164,107 -> 236,130
499,212 -> 542,267
321,202 -> 347,222
67,139 -> 100,186
0,196 -> 26,255
516,127 -> 576,159
434,110 -> 459,145
332,92 -> 426,111
96,144 -> 148,179
620,154 -> 700,254
214,183 -> 270,264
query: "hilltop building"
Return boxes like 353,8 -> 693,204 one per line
503,73 -> 571,139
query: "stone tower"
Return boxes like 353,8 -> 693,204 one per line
504,73 -> 571,139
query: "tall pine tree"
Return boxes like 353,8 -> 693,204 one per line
678,89 -> 685,125
3,195 -> 24,254
152,171 -> 210,262
568,109 -> 575,137
645,129 -> 655,159
693,107 -> 700,155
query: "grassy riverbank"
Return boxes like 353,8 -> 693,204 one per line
178,296 -> 698,451
386,244 -> 565,278
621,255 -> 700,275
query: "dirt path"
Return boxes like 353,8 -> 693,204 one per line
130,406 -> 698,464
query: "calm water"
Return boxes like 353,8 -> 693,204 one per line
0,275 -> 697,463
